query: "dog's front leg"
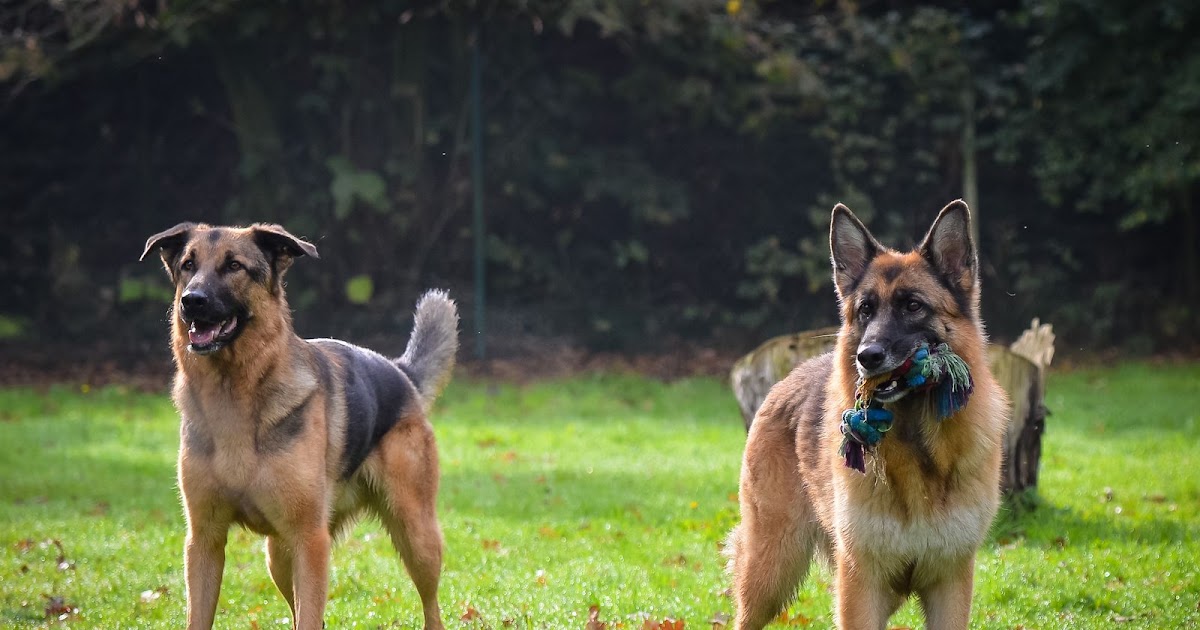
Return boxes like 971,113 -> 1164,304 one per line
184,525 -> 228,630
291,526 -> 331,630
834,551 -> 901,630
917,556 -> 975,630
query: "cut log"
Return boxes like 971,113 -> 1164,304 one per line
730,320 -> 1054,495
730,327 -> 839,431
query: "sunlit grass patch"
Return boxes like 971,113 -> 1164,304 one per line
1,362 -> 1197,628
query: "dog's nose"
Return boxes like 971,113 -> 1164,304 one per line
857,344 -> 886,371
180,290 -> 208,312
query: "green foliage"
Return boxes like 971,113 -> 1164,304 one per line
2,362 -> 1199,626
0,0 -> 1196,350
327,156 -> 389,220
0,314 -> 27,340
343,274 -> 374,305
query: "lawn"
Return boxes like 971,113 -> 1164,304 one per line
1,361 -> 1198,628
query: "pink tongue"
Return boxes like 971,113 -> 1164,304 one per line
189,324 -> 219,346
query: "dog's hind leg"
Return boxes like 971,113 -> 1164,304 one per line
265,537 -> 296,617
370,419 -> 445,630
728,417 -> 817,630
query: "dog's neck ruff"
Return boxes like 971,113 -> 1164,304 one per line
839,342 -> 974,474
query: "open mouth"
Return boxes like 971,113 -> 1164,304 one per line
872,376 -> 910,403
186,316 -> 241,354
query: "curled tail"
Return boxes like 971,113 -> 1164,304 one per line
399,289 -> 459,404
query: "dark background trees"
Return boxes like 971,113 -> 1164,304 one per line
2,0 -> 1197,360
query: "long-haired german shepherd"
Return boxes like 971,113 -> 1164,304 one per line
725,201 -> 1008,629
141,222 -> 458,630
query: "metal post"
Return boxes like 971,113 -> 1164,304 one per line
470,28 -> 486,360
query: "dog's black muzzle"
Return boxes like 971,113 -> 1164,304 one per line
179,287 -> 245,355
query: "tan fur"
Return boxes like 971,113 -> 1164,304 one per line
727,203 -> 1008,630
144,224 -> 449,630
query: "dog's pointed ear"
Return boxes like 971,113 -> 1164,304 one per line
251,224 -> 319,284
919,199 -> 977,302
141,222 -> 196,277
830,204 -> 883,301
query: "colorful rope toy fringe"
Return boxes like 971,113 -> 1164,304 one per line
839,342 -> 974,473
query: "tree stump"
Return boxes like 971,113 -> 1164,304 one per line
730,319 -> 1054,495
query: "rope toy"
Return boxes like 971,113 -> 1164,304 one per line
839,342 -> 974,473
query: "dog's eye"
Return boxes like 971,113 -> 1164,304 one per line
228,260 -> 242,272
906,299 -> 923,313
181,260 -> 195,272
857,303 -> 874,319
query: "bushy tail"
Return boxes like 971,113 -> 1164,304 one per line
399,289 -> 459,404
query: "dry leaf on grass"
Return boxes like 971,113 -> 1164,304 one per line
642,617 -> 685,630
139,585 -> 169,604
586,604 -> 607,630
774,610 -> 811,626
460,604 -> 482,622
43,595 -> 79,621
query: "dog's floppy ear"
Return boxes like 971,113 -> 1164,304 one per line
919,199 -> 977,304
251,224 -> 319,285
830,204 -> 884,302
141,222 -> 197,278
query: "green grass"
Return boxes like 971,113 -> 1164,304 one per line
1,362 -> 1198,628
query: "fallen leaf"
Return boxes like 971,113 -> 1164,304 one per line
43,595 -> 79,621
460,604 -> 482,622
1145,494 -> 1166,503
709,611 -> 730,629
662,554 -> 688,567
15,539 -> 35,552
774,610 -> 811,626
586,604 -> 607,630
45,539 -> 74,571
481,539 -> 502,551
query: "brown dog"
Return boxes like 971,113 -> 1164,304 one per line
725,201 -> 1008,629
141,222 -> 457,630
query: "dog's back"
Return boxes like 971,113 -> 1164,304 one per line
309,290 -> 459,480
